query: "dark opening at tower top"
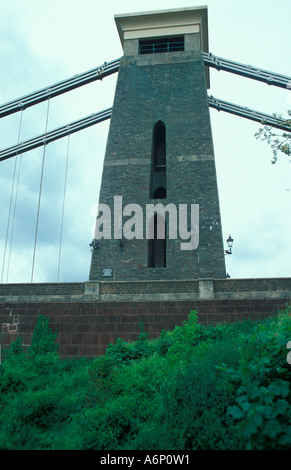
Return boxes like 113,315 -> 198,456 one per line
139,36 -> 184,54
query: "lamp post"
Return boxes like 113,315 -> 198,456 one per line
89,239 -> 99,252
225,235 -> 234,255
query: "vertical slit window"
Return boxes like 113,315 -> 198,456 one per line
148,214 -> 166,268
150,121 -> 166,199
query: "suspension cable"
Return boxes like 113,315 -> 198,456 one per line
1,156 -> 17,283
1,110 -> 23,283
0,107 -> 112,162
1,53 -> 290,120
208,95 -> 291,131
6,150 -> 23,283
202,52 -> 291,89
31,99 -> 51,283
57,134 -> 70,282
0,58 -> 120,118
0,96 -> 289,165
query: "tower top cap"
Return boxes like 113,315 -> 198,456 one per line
115,6 -> 209,53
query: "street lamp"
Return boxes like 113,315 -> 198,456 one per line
89,239 -> 99,252
225,235 -> 234,255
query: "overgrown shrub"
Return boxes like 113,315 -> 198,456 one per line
221,311 -> 291,450
0,310 -> 290,450
29,315 -> 58,357
71,353 -> 168,450
105,323 -> 153,364
156,336 -> 241,450
86,355 -> 119,406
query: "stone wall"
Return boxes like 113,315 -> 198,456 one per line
0,278 -> 290,358
1,278 -> 291,302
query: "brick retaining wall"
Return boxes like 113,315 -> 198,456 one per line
1,277 -> 290,358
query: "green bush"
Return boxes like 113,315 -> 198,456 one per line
29,315 -> 58,357
0,387 -> 76,450
156,310 -> 236,365
155,310 -> 207,359
105,323 -> 153,365
18,388 -> 74,430
0,310 -> 290,450
70,353 -> 168,450
0,359 -> 28,395
222,312 -> 291,450
86,355 -> 119,406
157,336 -> 241,450
64,395 -> 140,450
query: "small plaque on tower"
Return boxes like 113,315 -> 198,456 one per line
102,268 -> 114,278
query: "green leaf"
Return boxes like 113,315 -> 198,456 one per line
227,405 -> 243,420
239,419 -> 258,439
262,420 -> 282,438
248,385 -> 260,400
278,427 -> 291,446
268,399 -> 289,419
249,408 -> 264,428
268,380 -> 290,398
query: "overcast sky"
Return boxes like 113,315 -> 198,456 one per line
0,0 -> 290,283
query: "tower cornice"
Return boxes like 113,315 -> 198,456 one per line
114,6 -> 209,54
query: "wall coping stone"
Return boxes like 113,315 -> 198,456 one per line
0,278 -> 291,303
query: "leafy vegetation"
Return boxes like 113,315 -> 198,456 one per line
255,109 -> 291,164
0,310 -> 290,450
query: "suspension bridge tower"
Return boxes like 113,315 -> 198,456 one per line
89,6 -> 226,282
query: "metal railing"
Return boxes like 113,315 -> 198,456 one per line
139,39 -> 184,55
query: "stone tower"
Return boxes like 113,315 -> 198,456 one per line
89,6 -> 226,282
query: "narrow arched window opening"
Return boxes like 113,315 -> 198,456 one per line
153,186 -> 167,199
150,121 -> 166,199
148,214 -> 166,268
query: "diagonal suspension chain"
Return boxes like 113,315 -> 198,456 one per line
202,52 -> 291,89
208,96 -> 291,131
0,53 -> 289,163
0,99 -> 290,163
0,53 -> 290,120
0,108 -> 112,162
0,58 -> 120,118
